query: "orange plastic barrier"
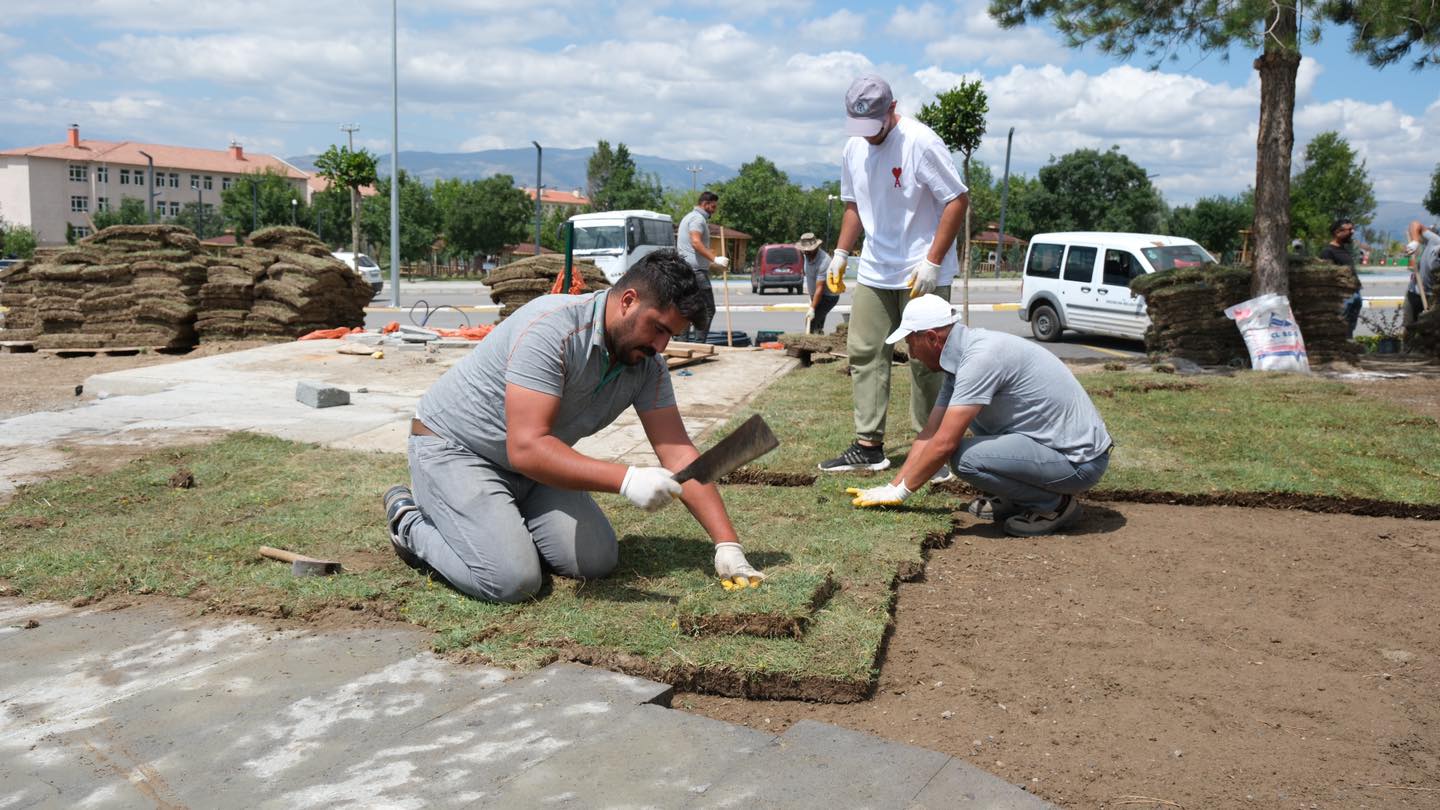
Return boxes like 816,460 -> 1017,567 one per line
299,326 -> 366,341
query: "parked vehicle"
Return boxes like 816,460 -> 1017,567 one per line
0,259 -> 19,272
566,210 -> 674,284
331,251 -> 385,296
1018,232 -> 1215,341
750,243 -> 804,294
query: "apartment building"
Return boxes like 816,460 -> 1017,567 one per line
0,125 -> 309,246
522,186 -> 590,218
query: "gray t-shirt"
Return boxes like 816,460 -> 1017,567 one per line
802,248 -> 838,298
676,208 -> 710,273
416,289 -> 676,471
935,326 -> 1111,463
1414,228 -> 1439,295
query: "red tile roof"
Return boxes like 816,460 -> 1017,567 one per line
0,136 -> 307,179
523,187 -> 589,206
308,175 -> 379,197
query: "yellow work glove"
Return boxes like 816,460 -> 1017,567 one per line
905,258 -> 941,298
846,481 -> 913,508
825,249 -> 849,294
714,542 -> 765,589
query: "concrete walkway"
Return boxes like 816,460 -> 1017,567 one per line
0,339 -> 1052,808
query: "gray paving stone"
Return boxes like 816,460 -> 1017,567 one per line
490,702 -> 776,808
908,757 -> 1057,809
295,380 -> 350,408
693,719 -> 953,809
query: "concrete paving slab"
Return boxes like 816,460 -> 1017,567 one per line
908,756 -> 1055,809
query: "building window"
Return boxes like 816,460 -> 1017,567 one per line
190,174 -> 199,190
69,164 -> 88,182
71,195 -> 90,212
120,169 -> 131,185
72,226 -> 92,239
203,176 -> 213,190
222,177 -> 233,191
97,197 -> 111,212
95,166 -> 109,183
169,201 -> 181,216
168,172 -> 180,188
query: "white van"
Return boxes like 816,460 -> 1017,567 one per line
567,210 -> 674,284
1018,232 -> 1216,341
331,251 -> 385,296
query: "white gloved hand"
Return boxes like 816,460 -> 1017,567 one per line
906,258 -> 941,298
825,249 -> 849,294
714,542 -> 766,583
620,466 -> 682,512
712,255 -> 731,270
845,481 -> 913,508
1406,240 -> 1421,256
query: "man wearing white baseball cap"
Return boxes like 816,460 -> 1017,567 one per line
817,74 -> 970,476
844,295 -> 1112,537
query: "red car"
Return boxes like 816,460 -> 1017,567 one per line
750,243 -> 804,295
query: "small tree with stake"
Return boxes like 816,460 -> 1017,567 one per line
917,80 -> 988,321
313,145 -> 379,261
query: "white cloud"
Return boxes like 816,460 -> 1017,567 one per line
887,4 -> 946,40
5,54 -> 103,92
798,10 -> 867,42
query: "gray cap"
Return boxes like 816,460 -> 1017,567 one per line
844,75 -> 894,137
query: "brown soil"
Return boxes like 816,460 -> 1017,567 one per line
681,502 -> 1440,808
719,469 -> 818,487
0,340 -> 275,419
555,644 -> 873,703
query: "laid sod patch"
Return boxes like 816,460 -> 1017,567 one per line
0,432 -> 954,701
722,365 -> 1440,508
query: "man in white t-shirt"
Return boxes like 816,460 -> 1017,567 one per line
817,75 -> 970,474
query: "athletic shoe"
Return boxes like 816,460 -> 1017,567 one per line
818,442 -> 890,472
929,466 -> 956,485
966,495 -> 1021,521
382,484 -> 423,569
1003,495 -> 1083,537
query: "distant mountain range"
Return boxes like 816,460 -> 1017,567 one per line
285,147 -> 841,193
1369,199 -> 1434,242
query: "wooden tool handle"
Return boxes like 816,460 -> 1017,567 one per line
259,546 -> 309,564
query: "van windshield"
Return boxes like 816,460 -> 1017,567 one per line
356,255 -> 379,268
1141,244 -> 1216,271
573,225 -> 624,251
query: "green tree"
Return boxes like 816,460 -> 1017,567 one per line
712,157 -> 807,248
1425,162 -> 1440,218
539,206 -> 572,253
586,141 -> 663,212
92,197 -> 149,230
309,186 -> 353,248
988,0 -> 1440,296
917,80 -> 988,282
433,174 -> 531,269
1022,147 -> 1164,234
1289,131 -> 1375,242
1168,192 -> 1255,259
3,225 -> 37,259
313,145 -> 379,262
360,170 -> 440,267
219,169 -> 306,240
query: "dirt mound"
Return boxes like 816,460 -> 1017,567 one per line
0,225 -> 371,348
485,255 -> 609,321
1132,260 -> 1360,366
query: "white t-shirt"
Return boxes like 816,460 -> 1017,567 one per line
840,116 -> 968,289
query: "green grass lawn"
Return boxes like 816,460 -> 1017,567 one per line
2,362 -> 1435,702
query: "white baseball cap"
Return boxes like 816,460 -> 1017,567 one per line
885,294 -> 961,344
845,75 -> 895,137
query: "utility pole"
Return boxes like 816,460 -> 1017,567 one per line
137,150 -> 156,223
686,164 -> 703,194
340,122 -> 360,263
389,0 -> 401,307
995,127 -> 1014,278
532,141 -> 543,257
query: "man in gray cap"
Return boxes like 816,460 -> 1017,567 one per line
817,74 -> 970,475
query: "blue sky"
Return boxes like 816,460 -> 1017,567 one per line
2,0 -> 1436,205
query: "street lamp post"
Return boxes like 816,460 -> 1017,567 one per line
196,185 -> 204,239
250,179 -> 259,235
686,165 -> 703,193
995,127 -> 1015,278
291,197 -> 297,226
532,141 -> 543,256
389,0 -> 401,307
824,194 -> 839,248
137,150 -> 157,223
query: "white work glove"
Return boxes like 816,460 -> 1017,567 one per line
714,542 -> 766,584
825,249 -> 849,294
620,466 -> 682,512
1405,240 -> 1421,256
845,481 -> 913,508
906,258 -> 941,298
712,255 -> 730,270
804,306 -> 815,332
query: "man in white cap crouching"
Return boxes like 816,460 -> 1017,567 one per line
844,295 -> 1113,537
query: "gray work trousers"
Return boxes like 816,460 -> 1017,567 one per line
952,433 -> 1110,512
397,434 -> 618,603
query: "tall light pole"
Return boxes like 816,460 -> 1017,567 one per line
995,127 -> 1015,278
532,141 -> 543,256
686,164 -> 703,194
196,185 -> 204,238
137,150 -> 156,223
388,0 -> 401,307
291,197 -> 297,226
340,123 -> 359,260
824,194 -> 839,248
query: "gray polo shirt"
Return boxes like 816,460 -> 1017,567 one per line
802,248 -> 837,298
416,289 -> 676,471
935,325 -> 1111,463
676,207 -> 709,273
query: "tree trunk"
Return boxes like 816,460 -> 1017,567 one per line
962,155 -> 971,325
1250,2 -> 1300,297
350,187 -> 361,262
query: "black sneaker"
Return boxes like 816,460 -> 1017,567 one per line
382,485 -> 423,569
818,442 -> 890,472
1003,495 -> 1083,537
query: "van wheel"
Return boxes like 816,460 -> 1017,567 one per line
1031,304 -> 1062,342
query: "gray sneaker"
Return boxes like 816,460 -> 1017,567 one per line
929,466 -> 955,485
1003,495 -> 1083,537
382,485 -> 423,569
966,495 -> 1020,521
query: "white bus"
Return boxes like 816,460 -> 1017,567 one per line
566,210 -> 675,284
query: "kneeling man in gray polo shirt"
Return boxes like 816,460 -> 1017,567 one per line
845,294 -> 1111,536
383,250 -> 765,602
